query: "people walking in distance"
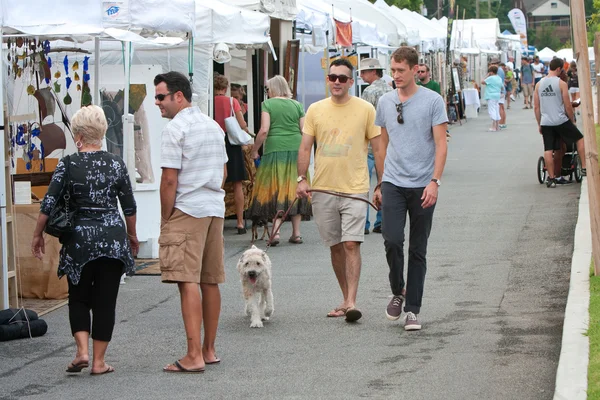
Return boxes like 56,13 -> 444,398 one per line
481,65 -> 503,132
359,58 -> 392,235
504,64 -> 514,110
567,61 -> 580,104
373,46 -> 448,331
32,105 -> 139,375
155,71 -> 227,373
520,58 -> 534,109
496,61 -> 508,128
416,63 -> 451,140
296,58 -> 385,323
532,56 -> 545,86
534,58 -> 587,188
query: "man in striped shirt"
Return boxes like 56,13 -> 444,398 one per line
155,71 -> 228,373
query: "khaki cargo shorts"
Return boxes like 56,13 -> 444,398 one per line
159,209 -> 225,284
311,191 -> 368,247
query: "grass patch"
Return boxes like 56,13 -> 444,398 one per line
590,262 -> 600,399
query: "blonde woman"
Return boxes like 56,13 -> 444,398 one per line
31,105 -> 138,375
248,75 -> 311,245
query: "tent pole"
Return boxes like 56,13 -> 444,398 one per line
301,33 -> 306,107
246,48 -> 254,132
94,37 -> 100,106
0,30 -> 9,309
122,41 -> 135,189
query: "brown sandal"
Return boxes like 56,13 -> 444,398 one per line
288,235 -> 303,244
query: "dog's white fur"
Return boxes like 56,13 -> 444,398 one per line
236,245 -> 274,328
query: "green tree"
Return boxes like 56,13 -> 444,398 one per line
369,0 -> 422,13
534,22 -> 562,49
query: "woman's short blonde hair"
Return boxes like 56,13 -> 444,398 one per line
266,75 -> 292,99
71,105 -> 107,146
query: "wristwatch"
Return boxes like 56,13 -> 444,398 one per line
297,175 -> 307,183
431,178 -> 441,186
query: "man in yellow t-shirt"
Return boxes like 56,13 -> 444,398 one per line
297,58 -> 385,323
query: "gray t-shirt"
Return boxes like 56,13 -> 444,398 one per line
376,87 -> 448,188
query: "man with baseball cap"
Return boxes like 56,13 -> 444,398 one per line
359,58 -> 392,235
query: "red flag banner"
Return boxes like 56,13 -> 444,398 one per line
335,19 -> 353,47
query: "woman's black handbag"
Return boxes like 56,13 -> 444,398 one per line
44,155 -> 75,240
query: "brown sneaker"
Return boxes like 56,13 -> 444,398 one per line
386,295 -> 404,321
404,312 -> 422,331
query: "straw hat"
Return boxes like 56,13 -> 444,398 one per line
358,58 -> 384,71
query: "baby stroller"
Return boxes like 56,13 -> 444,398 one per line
537,141 -> 583,184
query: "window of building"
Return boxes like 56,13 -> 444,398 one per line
551,2 -> 558,8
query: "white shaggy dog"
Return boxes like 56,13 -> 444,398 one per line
236,245 -> 274,328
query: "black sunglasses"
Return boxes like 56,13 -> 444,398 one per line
154,92 -> 173,101
396,102 -> 404,124
327,74 -> 350,83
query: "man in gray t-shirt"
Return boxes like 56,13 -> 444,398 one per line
373,47 -> 448,331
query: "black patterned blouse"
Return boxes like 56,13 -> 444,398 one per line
40,151 -> 137,285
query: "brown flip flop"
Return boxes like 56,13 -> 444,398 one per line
327,307 -> 347,317
90,365 -> 115,375
163,360 -> 205,374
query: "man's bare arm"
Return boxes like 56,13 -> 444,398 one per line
160,168 -> 178,221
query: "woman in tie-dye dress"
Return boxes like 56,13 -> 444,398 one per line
249,75 -> 311,246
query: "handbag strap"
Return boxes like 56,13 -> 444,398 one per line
229,96 -> 235,118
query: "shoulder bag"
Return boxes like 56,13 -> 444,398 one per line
44,155 -> 76,240
225,97 -> 252,145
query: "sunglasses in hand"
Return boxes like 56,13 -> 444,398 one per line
327,74 -> 351,83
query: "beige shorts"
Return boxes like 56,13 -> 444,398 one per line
311,191 -> 368,247
522,84 -> 533,97
159,209 -> 225,284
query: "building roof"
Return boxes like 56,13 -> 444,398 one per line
525,0 -> 569,14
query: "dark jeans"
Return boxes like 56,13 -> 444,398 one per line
381,182 -> 436,314
68,257 -> 123,341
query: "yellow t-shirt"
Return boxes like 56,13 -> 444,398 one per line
304,97 -> 380,193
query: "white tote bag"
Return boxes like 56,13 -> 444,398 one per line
225,97 -> 252,145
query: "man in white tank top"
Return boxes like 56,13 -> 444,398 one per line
533,58 -> 586,187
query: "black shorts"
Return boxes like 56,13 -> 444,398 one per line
541,120 -> 583,151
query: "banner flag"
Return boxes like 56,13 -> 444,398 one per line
334,19 -> 353,47
508,8 -> 528,49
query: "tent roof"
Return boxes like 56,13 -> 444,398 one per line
225,0 -> 298,20
194,0 -> 271,45
1,0 -> 196,39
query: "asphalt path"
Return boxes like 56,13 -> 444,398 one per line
0,101 -> 581,400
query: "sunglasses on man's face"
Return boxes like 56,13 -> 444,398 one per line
327,74 -> 351,83
396,102 -> 404,124
417,70 -> 427,74
154,92 -> 173,101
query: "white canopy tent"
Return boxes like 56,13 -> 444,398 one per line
537,47 -> 557,62
0,0 -> 273,305
556,48 -> 574,62
450,18 -> 501,52
0,0 -> 197,308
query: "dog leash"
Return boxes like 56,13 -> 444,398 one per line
264,189 -> 379,250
